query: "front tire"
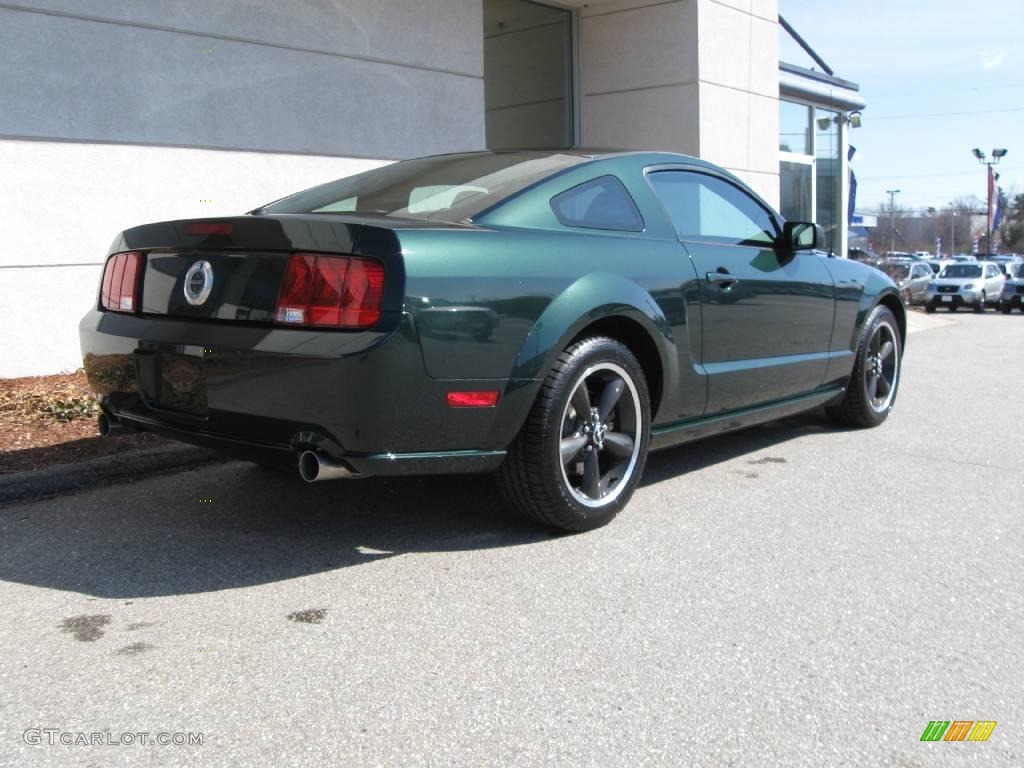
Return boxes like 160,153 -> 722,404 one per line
974,292 -> 986,313
826,305 -> 902,428
497,337 -> 650,532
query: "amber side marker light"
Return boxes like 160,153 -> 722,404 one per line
447,391 -> 500,408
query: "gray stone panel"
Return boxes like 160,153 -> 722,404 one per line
0,5 -> 485,157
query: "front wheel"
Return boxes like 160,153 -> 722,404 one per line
925,303 -> 936,314
1000,301 -> 1012,315
497,336 -> 650,531
974,292 -> 986,313
826,305 -> 902,428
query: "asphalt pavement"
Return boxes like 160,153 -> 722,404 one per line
0,309 -> 1021,767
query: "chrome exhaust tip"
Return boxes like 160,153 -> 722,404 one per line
97,412 -> 127,437
298,450 -> 361,482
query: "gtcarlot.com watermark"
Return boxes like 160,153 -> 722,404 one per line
24,729 -> 203,747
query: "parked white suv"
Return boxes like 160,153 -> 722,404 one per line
924,261 -> 1005,313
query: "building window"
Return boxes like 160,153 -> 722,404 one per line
815,108 -> 842,254
778,100 -> 846,254
779,101 -> 812,154
483,0 -> 574,150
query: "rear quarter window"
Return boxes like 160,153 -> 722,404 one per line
550,175 -> 644,232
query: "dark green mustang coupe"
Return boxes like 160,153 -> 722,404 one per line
80,150 -> 904,531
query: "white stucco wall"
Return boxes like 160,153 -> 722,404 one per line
0,139 -> 389,377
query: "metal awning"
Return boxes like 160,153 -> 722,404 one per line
779,63 -> 866,111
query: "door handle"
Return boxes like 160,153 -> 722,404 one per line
706,270 -> 738,289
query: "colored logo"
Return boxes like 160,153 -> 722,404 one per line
920,721 -> 997,742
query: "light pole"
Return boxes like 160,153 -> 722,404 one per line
886,189 -> 900,254
972,147 -> 1008,253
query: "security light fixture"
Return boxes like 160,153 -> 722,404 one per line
972,148 -> 985,160
847,111 -> 862,128
992,148 -> 1008,159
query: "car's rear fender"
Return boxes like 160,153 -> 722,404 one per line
483,272 -> 679,448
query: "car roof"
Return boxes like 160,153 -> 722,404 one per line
423,148 -> 724,173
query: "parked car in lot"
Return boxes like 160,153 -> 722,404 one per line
990,254 -> 1023,276
925,261 -> 1005,313
999,262 -> 1024,313
849,247 -> 883,267
880,259 -> 933,305
80,150 -> 906,531
925,260 -> 949,275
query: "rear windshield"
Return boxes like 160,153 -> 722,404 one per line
257,152 -> 587,222
939,264 -> 982,279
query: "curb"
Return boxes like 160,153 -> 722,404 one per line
0,445 -> 224,505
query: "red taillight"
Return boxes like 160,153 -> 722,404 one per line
447,391 -> 500,408
100,251 -> 142,313
186,222 -> 233,236
275,253 -> 384,328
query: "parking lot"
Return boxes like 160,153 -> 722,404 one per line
1,310 -> 1021,767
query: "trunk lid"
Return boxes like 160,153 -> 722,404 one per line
108,215 -> 409,321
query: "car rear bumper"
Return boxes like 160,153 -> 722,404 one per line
1001,294 -> 1024,308
79,310 -> 522,475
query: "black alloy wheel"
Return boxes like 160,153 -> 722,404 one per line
827,305 -> 902,428
498,336 -> 650,531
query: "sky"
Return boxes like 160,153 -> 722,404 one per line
780,0 -> 1024,214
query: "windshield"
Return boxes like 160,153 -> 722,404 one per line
939,264 -> 983,279
256,152 -> 588,222
881,264 -> 911,280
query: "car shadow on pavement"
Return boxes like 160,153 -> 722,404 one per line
640,407 -> 840,486
0,409 -> 839,599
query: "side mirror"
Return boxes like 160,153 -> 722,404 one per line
782,221 -> 824,251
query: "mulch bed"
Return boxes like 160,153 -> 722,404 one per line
0,371 -> 168,474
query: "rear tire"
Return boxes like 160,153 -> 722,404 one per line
826,305 -> 902,429
497,337 -> 650,532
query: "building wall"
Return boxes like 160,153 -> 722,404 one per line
696,0 -> 780,207
579,1 -> 701,156
0,0 -> 484,156
578,0 -> 778,205
0,1 -> 484,377
484,0 -> 573,149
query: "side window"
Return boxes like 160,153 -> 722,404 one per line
913,265 -> 929,278
550,175 -> 644,232
647,170 -> 779,246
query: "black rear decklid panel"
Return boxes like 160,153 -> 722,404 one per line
107,215 -> 408,321
142,250 -> 286,320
